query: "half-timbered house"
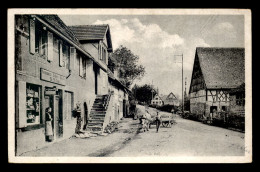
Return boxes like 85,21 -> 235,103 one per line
189,47 -> 245,119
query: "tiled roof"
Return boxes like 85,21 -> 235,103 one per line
36,15 -> 107,71
69,25 -> 108,40
196,47 -> 245,89
38,15 -> 80,47
69,25 -> 113,52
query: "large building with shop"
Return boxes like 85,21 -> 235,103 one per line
15,15 -> 129,155
189,47 -> 245,118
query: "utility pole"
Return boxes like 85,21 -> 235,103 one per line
173,54 -> 184,113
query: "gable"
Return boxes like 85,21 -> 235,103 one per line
189,53 -> 206,94
167,92 -> 177,100
69,25 -> 113,52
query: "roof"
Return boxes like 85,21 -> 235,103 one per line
35,15 -> 107,72
229,82 -> 245,94
161,92 -> 178,102
69,25 -> 113,52
152,94 -> 163,101
196,47 -> 245,89
38,15 -> 80,47
107,68 -> 131,94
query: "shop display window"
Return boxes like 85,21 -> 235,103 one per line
26,83 -> 41,125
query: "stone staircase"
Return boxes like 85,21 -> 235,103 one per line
85,94 -> 111,134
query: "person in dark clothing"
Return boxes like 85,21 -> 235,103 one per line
74,102 -> 82,134
155,111 -> 162,133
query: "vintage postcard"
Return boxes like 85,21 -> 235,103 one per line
8,8 -> 252,163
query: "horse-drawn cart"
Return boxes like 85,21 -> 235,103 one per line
150,114 -> 174,128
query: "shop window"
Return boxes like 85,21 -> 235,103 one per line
35,21 -> 48,58
26,83 -> 41,125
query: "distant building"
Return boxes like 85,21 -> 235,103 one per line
161,92 -> 179,106
189,47 -> 245,118
151,94 -> 163,106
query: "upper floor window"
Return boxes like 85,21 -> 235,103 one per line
29,18 -> 72,69
78,52 -> 86,79
99,43 -> 107,64
35,22 -> 48,58
62,42 -> 70,70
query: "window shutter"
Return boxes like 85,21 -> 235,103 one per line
70,47 -> 76,70
79,56 -> 82,76
47,31 -> 53,62
59,40 -> 63,66
29,18 -> 35,54
18,81 -> 27,128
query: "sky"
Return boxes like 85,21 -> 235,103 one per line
59,14 -> 244,98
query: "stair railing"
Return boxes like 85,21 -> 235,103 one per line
104,93 -> 112,110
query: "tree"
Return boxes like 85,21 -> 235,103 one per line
132,84 -> 157,104
109,46 -> 145,88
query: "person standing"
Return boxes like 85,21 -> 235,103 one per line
75,102 -> 82,134
155,111 -> 161,133
45,107 -> 53,142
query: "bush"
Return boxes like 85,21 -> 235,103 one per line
156,105 -> 175,113
226,114 -> 245,131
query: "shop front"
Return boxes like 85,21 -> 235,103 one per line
16,68 -> 67,155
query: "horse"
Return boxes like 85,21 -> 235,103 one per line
140,112 -> 152,132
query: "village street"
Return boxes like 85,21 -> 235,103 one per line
21,105 -> 245,157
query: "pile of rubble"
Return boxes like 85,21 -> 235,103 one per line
72,121 -> 120,139
104,121 -> 119,134
72,130 -> 108,139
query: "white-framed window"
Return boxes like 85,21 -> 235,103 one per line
78,52 -> 86,78
35,21 -> 48,58
99,42 -> 107,64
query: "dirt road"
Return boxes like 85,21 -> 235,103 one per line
21,105 -> 245,157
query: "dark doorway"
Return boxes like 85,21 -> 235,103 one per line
210,106 -> 217,113
83,102 -> 88,130
123,100 -> 126,117
94,64 -> 98,95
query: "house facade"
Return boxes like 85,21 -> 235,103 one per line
161,92 -> 179,106
151,94 -> 163,106
15,15 -> 129,155
189,47 -> 245,119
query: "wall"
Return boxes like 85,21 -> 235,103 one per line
229,95 -> 245,115
15,23 -> 96,155
190,89 -> 206,115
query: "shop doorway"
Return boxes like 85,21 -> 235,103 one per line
53,95 -> 63,139
44,92 -> 63,140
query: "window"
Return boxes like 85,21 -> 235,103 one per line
99,43 -> 107,63
26,83 -> 41,125
53,36 -> 59,59
78,53 -> 86,78
35,21 -> 48,58
236,93 -> 245,106
62,43 -> 70,70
